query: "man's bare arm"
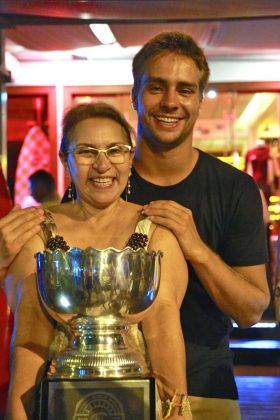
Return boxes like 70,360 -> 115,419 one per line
143,200 -> 270,327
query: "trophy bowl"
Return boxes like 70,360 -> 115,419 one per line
36,247 -> 162,380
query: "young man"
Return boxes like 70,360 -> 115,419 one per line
127,32 -> 269,419
0,32 -> 270,419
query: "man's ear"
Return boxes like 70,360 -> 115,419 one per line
131,87 -> 137,110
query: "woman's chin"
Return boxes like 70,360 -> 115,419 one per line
88,186 -> 124,206
77,191 -> 118,209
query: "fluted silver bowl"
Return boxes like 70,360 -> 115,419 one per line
36,247 -> 162,379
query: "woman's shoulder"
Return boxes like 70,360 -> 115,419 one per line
42,201 -> 71,215
40,202 -> 75,229
121,201 -> 144,224
148,224 -> 180,252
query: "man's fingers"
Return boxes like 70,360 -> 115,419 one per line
0,222 -> 42,270
0,207 -> 44,270
10,204 -> 21,212
143,200 -> 187,214
143,203 -> 188,221
145,200 -> 183,210
1,214 -> 43,255
148,214 -> 177,230
0,207 -> 44,230
14,224 -> 42,250
10,211 -> 43,236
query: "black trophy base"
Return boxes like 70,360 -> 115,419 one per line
38,377 -> 156,420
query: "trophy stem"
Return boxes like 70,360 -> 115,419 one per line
48,315 -> 150,379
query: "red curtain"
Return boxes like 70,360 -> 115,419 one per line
0,164 -> 13,418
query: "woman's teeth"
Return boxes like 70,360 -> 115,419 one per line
93,177 -> 113,186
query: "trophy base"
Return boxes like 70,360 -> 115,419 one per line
38,377 -> 156,419
49,346 -> 149,378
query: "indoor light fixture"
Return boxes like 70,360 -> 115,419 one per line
236,92 -> 276,128
89,24 -> 116,45
207,89 -> 217,99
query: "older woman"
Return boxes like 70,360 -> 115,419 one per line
4,103 -> 190,420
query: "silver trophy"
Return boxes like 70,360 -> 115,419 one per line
36,247 -> 162,380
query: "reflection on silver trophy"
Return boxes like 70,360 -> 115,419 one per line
36,247 -> 162,379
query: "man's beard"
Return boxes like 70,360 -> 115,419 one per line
139,120 -> 193,152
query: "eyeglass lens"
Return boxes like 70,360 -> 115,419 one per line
72,145 -> 130,164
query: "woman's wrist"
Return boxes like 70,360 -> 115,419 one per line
162,392 -> 192,419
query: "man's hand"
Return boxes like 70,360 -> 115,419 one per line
143,200 -> 270,326
143,200 -> 206,262
0,205 -> 44,280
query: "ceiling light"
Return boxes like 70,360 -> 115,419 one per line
73,44 -> 140,60
207,89 -> 217,99
89,24 -> 116,45
236,93 -> 276,127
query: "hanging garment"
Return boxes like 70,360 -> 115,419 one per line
14,125 -> 50,206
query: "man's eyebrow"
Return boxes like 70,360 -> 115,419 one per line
146,77 -> 198,89
146,76 -> 166,84
178,81 -> 198,89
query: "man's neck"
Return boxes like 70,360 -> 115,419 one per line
133,138 -> 199,186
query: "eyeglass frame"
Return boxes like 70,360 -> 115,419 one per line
65,144 -> 133,164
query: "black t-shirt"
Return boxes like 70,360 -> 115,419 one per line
124,149 -> 268,399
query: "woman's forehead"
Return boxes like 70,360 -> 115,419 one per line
74,117 -> 126,137
70,117 -> 129,146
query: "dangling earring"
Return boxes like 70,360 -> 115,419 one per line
126,172 -> 131,201
68,182 -> 75,203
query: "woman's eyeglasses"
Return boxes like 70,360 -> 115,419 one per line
66,145 -> 132,164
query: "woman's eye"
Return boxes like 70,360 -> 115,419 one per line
78,149 -> 96,157
108,147 -> 122,156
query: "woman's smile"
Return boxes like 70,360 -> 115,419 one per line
89,176 -> 115,188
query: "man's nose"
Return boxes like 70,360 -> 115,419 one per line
160,87 -> 179,110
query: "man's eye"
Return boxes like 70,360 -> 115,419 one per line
148,85 -> 162,92
179,86 -> 195,95
180,88 -> 191,95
